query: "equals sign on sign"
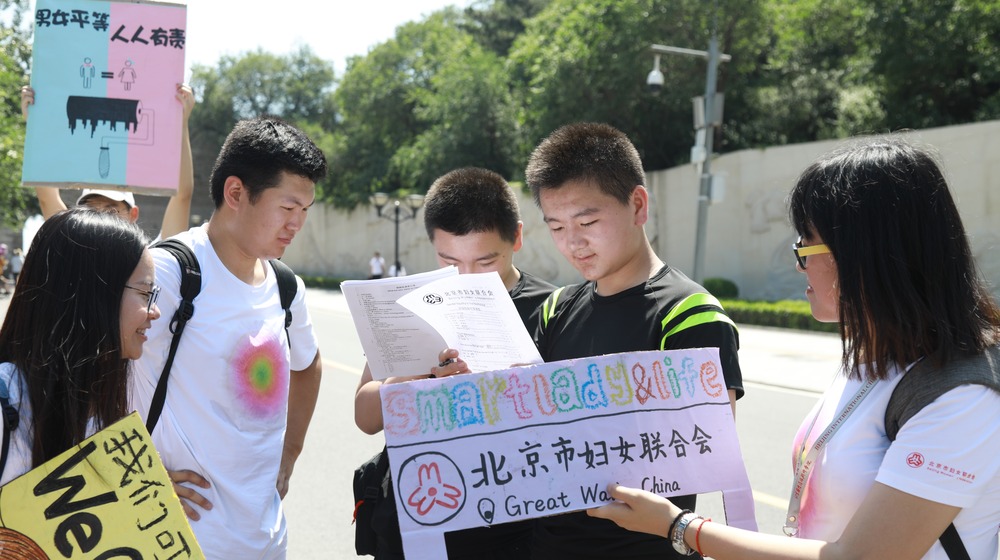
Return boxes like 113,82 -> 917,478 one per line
101,72 -> 114,79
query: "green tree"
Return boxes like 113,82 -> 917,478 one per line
462,0 -> 551,56
726,0 -> 885,149
508,0 -> 771,171
0,0 -> 38,228
863,0 -> 1000,129
188,46 -> 338,197
329,9 -> 520,208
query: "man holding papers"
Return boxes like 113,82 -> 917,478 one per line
353,167 -> 555,560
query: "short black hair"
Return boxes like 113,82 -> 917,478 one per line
209,116 -> 328,208
424,167 -> 520,244
789,136 -> 1000,379
525,122 -> 645,206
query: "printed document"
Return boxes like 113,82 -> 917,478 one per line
342,268 -> 542,380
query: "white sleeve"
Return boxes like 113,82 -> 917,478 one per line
287,276 -> 319,372
877,384 -> 1000,507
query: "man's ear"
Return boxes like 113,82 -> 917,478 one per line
512,221 -> 524,253
128,205 -> 140,223
222,176 -> 245,210
632,185 -> 650,227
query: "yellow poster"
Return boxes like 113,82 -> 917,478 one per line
0,412 -> 204,559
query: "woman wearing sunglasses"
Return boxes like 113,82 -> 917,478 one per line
0,208 -> 161,484
587,136 -> 1000,559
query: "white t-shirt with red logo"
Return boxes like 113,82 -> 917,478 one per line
792,363 -> 1000,559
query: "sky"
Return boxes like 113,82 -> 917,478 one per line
16,0 -> 473,79
183,1 -> 472,79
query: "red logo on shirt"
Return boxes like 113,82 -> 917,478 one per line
906,452 -> 924,468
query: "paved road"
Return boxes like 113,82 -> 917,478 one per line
0,287 -> 845,559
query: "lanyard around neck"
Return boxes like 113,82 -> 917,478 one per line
783,377 -> 879,537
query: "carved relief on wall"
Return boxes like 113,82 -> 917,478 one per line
744,189 -> 789,234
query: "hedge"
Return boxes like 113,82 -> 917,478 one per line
299,276 -> 343,291
719,299 -> 839,333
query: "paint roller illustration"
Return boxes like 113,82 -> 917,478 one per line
66,96 -> 155,178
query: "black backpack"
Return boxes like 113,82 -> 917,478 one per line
884,345 -> 1000,560
145,238 -> 298,434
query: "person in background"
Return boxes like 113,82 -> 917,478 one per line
7,248 -> 23,286
20,84 -> 196,240
370,251 -> 386,279
588,136 -> 1000,560
0,208 -> 159,485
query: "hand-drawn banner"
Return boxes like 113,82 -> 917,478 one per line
381,348 -> 757,560
22,0 -> 186,194
0,412 -> 205,559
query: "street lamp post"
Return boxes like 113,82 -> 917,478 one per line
370,192 -> 425,277
646,35 -> 731,284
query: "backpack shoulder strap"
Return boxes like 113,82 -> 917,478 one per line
0,376 -> 19,480
885,345 -> 1000,441
146,239 -> 202,435
884,344 -> 1000,560
268,259 -> 298,347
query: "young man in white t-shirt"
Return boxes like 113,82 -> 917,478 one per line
129,116 -> 328,559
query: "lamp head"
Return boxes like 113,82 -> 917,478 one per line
647,53 -> 664,94
405,193 -> 425,211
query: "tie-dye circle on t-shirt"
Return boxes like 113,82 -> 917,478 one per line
230,331 -> 289,419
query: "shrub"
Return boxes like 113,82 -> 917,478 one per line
704,277 -> 739,299
719,299 -> 839,334
300,275 -> 343,290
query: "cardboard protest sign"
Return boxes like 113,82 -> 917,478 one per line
0,412 -> 204,559
22,0 -> 186,194
381,348 -> 757,559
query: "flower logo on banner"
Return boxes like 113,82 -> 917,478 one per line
397,452 -> 466,525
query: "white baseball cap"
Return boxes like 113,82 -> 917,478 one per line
77,189 -> 136,209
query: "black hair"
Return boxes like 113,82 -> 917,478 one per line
525,122 -> 645,206
209,116 -> 328,208
424,167 -> 520,243
0,208 -> 148,466
788,136 -> 1000,379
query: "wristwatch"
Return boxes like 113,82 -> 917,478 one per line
671,512 -> 699,556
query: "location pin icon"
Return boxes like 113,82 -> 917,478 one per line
477,498 -> 496,524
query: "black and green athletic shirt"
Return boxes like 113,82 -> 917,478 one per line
530,265 -> 744,560
534,264 -> 743,398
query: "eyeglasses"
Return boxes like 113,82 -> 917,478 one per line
125,284 -> 160,314
792,236 -> 831,269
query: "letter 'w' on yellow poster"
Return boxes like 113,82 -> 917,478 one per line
0,412 -> 204,559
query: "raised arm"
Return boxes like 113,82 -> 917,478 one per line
354,349 -> 468,434
159,84 -> 195,238
21,86 -> 68,219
